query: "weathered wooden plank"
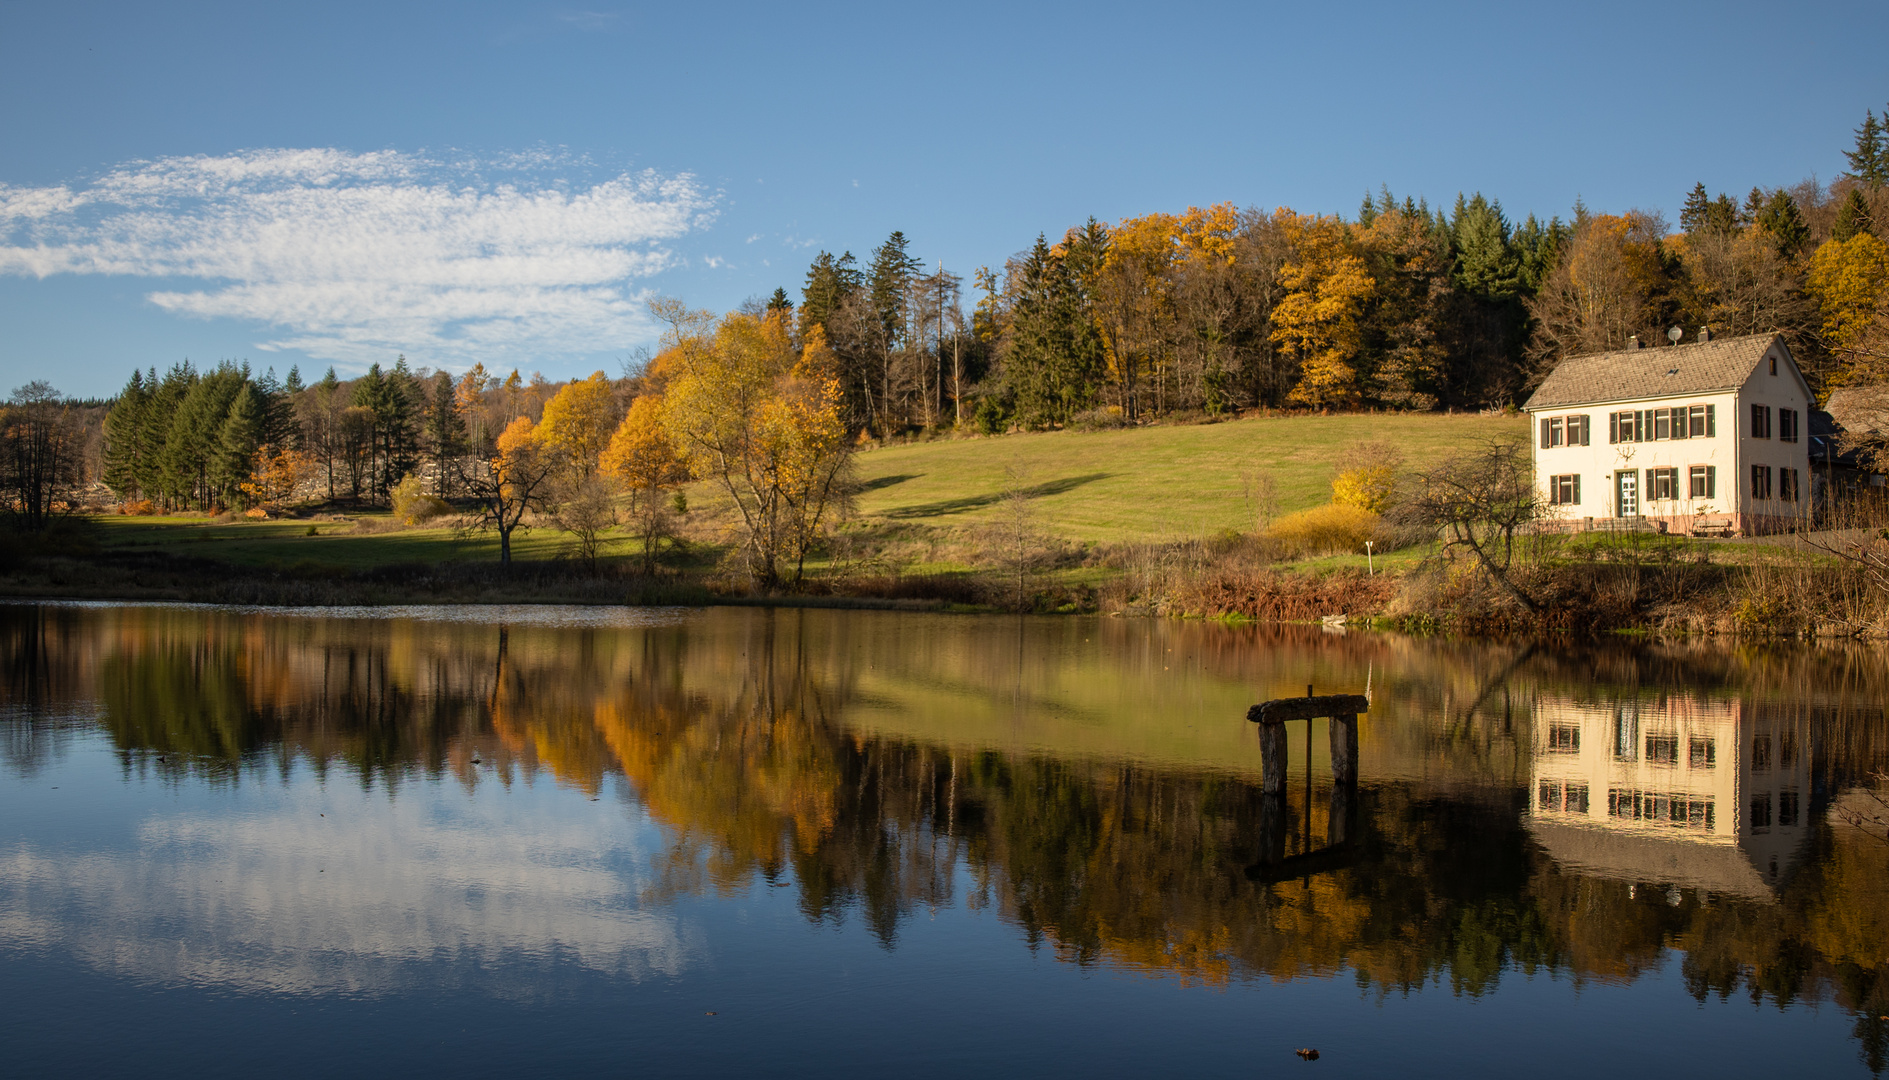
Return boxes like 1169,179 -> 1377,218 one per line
1246,694 -> 1370,725
1259,721 -> 1288,794
1330,713 -> 1359,785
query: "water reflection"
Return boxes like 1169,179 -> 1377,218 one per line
2,603 -> 1887,1071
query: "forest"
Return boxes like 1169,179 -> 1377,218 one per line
4,104 -> 1889,578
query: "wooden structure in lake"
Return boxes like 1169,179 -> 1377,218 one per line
1245,692 -> 1367,881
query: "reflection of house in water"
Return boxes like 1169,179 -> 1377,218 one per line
1525,695 -> 1810,899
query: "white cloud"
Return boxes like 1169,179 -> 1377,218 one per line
0,148 -> 716,372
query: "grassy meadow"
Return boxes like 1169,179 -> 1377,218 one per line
850,411 -> 1527,543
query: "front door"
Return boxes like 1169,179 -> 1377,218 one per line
1616,470 -> 1638,517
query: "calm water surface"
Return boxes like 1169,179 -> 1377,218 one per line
3,602 -> 1886,1077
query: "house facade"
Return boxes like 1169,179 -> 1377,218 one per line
1523,331 -> 1812,536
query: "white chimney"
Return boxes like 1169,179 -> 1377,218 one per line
1627,335 -> 1641,350
1698,326 -> 1712,342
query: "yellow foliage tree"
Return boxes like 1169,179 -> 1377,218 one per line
464,415 -> 557,566
1806,233 -> 1889,356
1273,212 -> 1375,407
601,394 -> 690,571
663,310 -> 852,588
535,370 -> 617,477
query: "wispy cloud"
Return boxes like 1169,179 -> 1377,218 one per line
556,9 -> 620,32
0,148 -> 716,371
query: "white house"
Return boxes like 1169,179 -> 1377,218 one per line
1523,330 -> 1813,536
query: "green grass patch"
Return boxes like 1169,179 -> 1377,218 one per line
852,412 -> 1526,543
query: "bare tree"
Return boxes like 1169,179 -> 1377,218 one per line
1395,436 -> 1543,613
0,382 -> 84,531
550,474 -> 618,573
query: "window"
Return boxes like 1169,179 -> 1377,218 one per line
1770,355 -> 1778,376
1778,791 -> 1799,827
1646,734 -> 1680,766
1750,795 -> 1772,829
1547,724 -> 1581,753
1613,706 -> 1639,761
1780,468 -> 1799,502
1689,465 -> 1716,499
1646,467 -> 1679,501
1752,733 -> 1772,771
1539,782 -> 1561,811
1780,730 -> 1797,769
1549,474 -> 1581,505
1689,737 -> 1716,769
1610,404 -> 1714,443
1751,403 -> 1772,439
1752,464 -> 1772,500
1779,408 -> 1798,443
1565,784 -> 1590,814
1539,414 -> 1587,448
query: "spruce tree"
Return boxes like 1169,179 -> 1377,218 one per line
103,370 -> 149,500
1834,187 -> 1876,242
869,231 -> 919,348
214,383 -> 267,507
1680,183 -> 1712,233
1756,191 -> 1810,256
1451,194 -> 1521,299
766,287 -> 793,314
423,370 -> 465,495
1845,109 -> 1887,188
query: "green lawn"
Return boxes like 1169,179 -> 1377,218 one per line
89,413 -> 1528,576
94,514 -> 587,570
850,411 -> 1529,543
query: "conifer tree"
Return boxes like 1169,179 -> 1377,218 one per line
1680,183 -> 1713,234
1834,187 -> 1876,242
102,370 -> 149,500
1845,108 -> 1887,188
1756,190 -> 1811,256
215,384 -> 267,506
766,287 -> 793,314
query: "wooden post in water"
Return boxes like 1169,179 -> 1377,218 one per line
1247,694 -> 1369,796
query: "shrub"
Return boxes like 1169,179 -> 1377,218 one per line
391,474 -> 451,525
1070,406 -> 1128,431
120,499 -> 155,516
1332,464 -> 1397,513
1267,503 -> 1380,559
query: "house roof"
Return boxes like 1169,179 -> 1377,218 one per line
1524,332 -> 1786,411
1824,385 -> 1889,436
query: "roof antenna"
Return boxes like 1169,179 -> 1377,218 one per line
1666,326 -> 1683,345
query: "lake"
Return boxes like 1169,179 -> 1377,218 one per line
2,602 -> 1886,1077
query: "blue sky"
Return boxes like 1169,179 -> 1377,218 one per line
2,0 -> 1884,398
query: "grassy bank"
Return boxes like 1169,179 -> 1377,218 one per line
6,410 -> 1877,634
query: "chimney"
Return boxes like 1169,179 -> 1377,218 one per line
1698,326 -> 1712,343
1627,335 -> 1641,350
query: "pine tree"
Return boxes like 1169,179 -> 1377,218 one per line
766,287 -> 793,314
215,383 -> 267,507
1680,183 -> 1712,233
797,250 -> 861,342
1834,187 -> 1876,242
102,370 -> 149,500
1845,108 -> 1887,188
1451,194 -> 1521,299
1357,191 -> 1378,227
1755,190 -> 1811,256
869,231 -> 920,348
423,370 -> 465,495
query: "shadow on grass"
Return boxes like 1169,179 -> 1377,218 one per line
858,473 -> 921,493
882,473 -> 1112,519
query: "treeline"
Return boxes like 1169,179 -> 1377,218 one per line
790,103 -> 1889,432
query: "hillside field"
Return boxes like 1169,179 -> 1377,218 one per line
849,411 -> 1529,543
81,412 -> 1529,573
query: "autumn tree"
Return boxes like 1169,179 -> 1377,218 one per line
464,415 -> 558,567
1527,211 -> 1676,375
536,371 -> 618,479
1274,212 -> 1375,407
601,394 -> 689,572
662,308 -> 853,589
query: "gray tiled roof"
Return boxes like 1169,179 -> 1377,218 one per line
1523,332 -> 1780,411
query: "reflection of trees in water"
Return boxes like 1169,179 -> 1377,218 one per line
2,604 -> 1886,1062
